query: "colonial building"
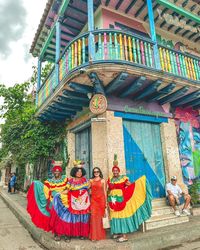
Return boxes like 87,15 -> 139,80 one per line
31,0 -> 200,229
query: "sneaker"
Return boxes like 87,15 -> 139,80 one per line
174,210 -> 181,216
182,209 -> 191,216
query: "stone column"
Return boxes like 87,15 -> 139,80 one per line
91,111 -> 126,180
91,114 -> 108,177
105,111 -> 126,176
160,119 -> 187,191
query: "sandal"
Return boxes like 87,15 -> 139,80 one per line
116,237 -> 128,243
54,235 -> 61,241
112,234 -> 121,239
64,236 -> 71,243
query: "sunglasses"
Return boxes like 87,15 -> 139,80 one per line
94,170 -> 100,173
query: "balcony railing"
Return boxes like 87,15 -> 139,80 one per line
38,66 -> 56,107
37,29 -> 200,108
159,45 -> 200,81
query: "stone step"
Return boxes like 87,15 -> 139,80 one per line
192,206 -> 200,216
152,198 -> 167,208
151,206 -> 174,217
145,214 -> 189,230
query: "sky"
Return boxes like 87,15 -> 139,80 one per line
0,0 -> 47,87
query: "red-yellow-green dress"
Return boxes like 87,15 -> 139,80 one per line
89,179 -> 106,240
107,175 -> 152,234
49,177 -> 90,237
27,175 -> 68,232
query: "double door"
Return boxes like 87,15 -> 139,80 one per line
75,127 -> 92,178
123,120 -> 166,198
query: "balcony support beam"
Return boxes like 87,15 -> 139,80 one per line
147,0 -> 161,69
106,72 -> 129,94
159,87 -> 189,105
87,0 -> 95,60
134,80 -> 162,101
183,99 -> 200,108
120,76 -> 146,98
146,83 -> 176,102
88,72 -> 105,95
171,91 -> 200,107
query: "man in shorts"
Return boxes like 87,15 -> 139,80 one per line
166,176 -> 191,216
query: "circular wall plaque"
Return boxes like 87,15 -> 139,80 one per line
89,94 -> 107,115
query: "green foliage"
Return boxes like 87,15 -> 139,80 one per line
192,150 -> 200,177
0,63 -> 66,188
189,179 -> 200,205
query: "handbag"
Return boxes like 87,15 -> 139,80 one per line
102,209 -> 110,229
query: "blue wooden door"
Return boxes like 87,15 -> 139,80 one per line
123,120 -> 166,198
75,127 -> 92,178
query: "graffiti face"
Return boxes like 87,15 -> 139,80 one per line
176,108 -> 200,185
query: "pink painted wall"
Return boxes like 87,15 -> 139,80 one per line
102,8 -> 147,34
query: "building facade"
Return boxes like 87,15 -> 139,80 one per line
31,0 -> 200,199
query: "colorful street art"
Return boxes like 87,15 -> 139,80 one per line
175,107 -> 200,185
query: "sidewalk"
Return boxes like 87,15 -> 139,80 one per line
0,188 -> 200,250
0,196 -> 42,250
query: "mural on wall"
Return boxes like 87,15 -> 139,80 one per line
175,107 -> 200,185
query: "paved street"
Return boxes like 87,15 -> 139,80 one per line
0,196 -> 42,250
169,239 -> 200,250
0,189 -> 200,250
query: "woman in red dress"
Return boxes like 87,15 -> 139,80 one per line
89,167 -> 107,241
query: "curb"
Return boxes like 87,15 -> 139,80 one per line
0,190 -> 200,250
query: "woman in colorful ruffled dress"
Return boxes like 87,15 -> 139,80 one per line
49,161 -> 90,242
89,167 -> 107,241
27,165 -> 68,241
107,165 -> 152,243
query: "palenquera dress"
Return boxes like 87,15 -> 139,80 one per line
107,175 -> 152,234
27,175 -> 68,232
49,176 -> 90,237
89,179 -> 106,240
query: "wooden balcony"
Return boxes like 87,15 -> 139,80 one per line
36,29 -> 200,121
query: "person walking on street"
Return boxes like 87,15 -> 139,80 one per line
10,173 -> 17,194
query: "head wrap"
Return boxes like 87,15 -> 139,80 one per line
52,166 -> 62,173
112,165 -> 120,172
73,160 -> 85,167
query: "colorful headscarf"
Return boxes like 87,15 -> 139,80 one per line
112,165 -> 120,172
52,166 -> 63,172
